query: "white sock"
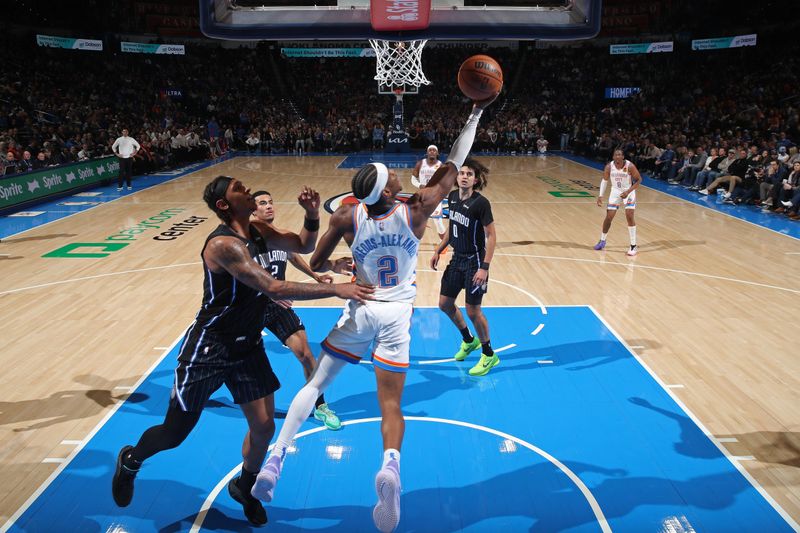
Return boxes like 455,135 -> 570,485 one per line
628,226 -> 637,247
383,449 -> 401,469
600,232 -> 608,242
269,353 -> 347,462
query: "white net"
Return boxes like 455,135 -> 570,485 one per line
369,39 -> 431,89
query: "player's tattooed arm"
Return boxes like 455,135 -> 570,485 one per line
206,236 -> 372,302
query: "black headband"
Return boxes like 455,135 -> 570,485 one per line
211,177 -> 233,204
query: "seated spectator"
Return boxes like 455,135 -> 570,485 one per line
777,146 -> 789,164
595,133 -> 613,161
786,146 -> 800,167
760,160 -> 788,209
652,143 -> 675,179
670,148 -> 697,185
701,149 -> 749,199
3,152 -> 19,175
19,150 -> 35,172
731,164 -> 762,205
635,139 -> 659,173
680,147 -> 707,187
772,161 -> 800,214
666,146 -> 689,183
77,144 -> 92,161
35,151 -> 51,169
690,148 -> 721,191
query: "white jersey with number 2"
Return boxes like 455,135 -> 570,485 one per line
351,202 -> 419,303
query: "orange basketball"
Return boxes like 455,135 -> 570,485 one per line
457,55 -> 504,101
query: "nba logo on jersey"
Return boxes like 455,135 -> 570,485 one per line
379,221 -> 386,231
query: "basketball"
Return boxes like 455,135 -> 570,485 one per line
457,55 -> 504,101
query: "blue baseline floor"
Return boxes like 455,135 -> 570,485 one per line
6,307 -> 792,533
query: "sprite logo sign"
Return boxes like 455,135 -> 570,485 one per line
0,156 -> 119,210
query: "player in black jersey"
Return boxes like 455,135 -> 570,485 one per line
112,176 -> 373,526
430,158 -> 498,376
252,191 -> 352,430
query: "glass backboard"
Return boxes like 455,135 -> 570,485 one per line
200,0 -> 602,41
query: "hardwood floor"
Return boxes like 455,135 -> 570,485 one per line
1,154 -> 798,524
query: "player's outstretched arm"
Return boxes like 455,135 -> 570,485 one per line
205,236 -> 372,302
411,94 -> 499,229
288,253 -> 333,283
253,186 -> 321,254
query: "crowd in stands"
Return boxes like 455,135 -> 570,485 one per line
1,32 -> 798,218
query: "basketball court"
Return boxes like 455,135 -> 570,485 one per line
2,0 -> 800,531
1,153 -> 799,531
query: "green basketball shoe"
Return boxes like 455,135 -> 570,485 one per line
468,353 -> 500,376
454,337 -> 481,361
314,403 -> 342,430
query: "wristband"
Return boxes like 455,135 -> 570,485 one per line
303,217 -> 320,232
480,262 -> 490,270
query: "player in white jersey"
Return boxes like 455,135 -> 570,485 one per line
252,93 -> 498,533
594,148 -> 642,256
411,145 -> 447,242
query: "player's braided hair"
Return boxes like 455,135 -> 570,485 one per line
464,157 -> 489,190
352,164 -> 378,202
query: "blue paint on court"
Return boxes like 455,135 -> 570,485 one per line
559,153 -> 800,240
6,307 -> 792,532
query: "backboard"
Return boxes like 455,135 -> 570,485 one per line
199,0 -> 602,41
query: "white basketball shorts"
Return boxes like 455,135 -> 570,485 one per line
321,300 -> 413,373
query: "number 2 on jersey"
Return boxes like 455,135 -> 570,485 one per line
377,255 -> 398,287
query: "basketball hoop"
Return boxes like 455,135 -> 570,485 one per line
370,39 -> 431,90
